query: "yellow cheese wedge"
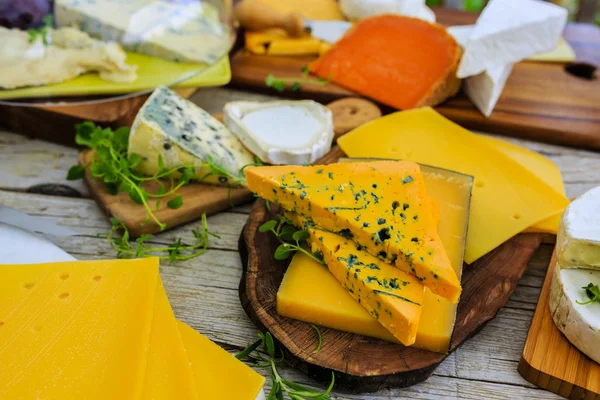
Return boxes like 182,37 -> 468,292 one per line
177,321 -> 265,399
479,135 -> 567,234
309,229 -> 424,345
143,281 -> 198,399
246,161 -> 461,303
277,163 -> 473,353
528,38 -> 576,63
0,258 -> 159,399
338,108 -> 569,263
255,0 -> 343,20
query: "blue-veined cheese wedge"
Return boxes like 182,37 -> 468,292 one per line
223,100 -> 334,165
55,0 -> 230,64
129,87 -> 255,187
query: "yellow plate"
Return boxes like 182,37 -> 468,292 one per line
0,52 -> 231,101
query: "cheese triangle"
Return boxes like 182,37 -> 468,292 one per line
245,161 -> 461,303
307,228 -> 424,346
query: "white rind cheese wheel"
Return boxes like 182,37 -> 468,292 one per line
549,262 -> 600,364
557,187 -> 600,269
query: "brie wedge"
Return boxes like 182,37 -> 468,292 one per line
339,0 -> 435,22
557,187 -> 600,269
448,25 -> 513,117
550,262 -> 600,364
129,87 -> 255,187
456,0 -> 567,78
223,101 -> 334,165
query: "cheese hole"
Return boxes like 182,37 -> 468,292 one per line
0,321 -> 4,327
390,146 -> 399,154
513,213 -> 521,220
32,325 -> 43,333
59,272 -> 70,280
58,292 -> 70,300
23,282 -> 35,290
476,181 -> 485,188
333,244 -> 341,253
93,275 -> 102,282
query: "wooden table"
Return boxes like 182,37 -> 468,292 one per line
1,87 -> 599,399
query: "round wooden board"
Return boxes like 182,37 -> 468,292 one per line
239,194 -> 544,393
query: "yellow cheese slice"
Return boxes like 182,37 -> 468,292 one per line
338,108 -> 569,263
0,258 -> 159,399
479,135 -> 567,234
528,38 -> 576,63
143,281 -> 198,399
277,163 -> 473,353
177,321 -> 265,399
246,161 -> 461,303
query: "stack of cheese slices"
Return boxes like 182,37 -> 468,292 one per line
0,256 -> 265,399
550,187 -> 600,364
246,106 -> 570,355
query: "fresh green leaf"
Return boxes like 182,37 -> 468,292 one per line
301,65 -> 310,76
66,165 -> 85,180
265,74 -> 276,87
235,338 -> 262,360
264,332 -> 276,359
259,220 -> 277,233
292,230 -> 309,242
310,324 -> 323,354
104,182 -> 118,195
274,244 -> 293,260
155,200 -> 161,211
280,225 -> 297,242
128,153 -> 142,168
155,182 -> 166,196
129,189 -> 149,205
290,82 -> 301,91
577,283 -> 600,305
167,195 -> 183,209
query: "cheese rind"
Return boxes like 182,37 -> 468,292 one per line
177,321 -> 265,400
549,262 -> 600,364
557,187 -> 600,269
337,108 -> 569,263
129,86 -> 255,186
456,0 -> 567,78
246,161 -> 461,302
0,258 -> 159,399
307,229 -> 424,346
55,0 -> 230,64
224,100 -> 334,165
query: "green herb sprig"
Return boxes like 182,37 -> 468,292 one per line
259,216 -> 323,264
236,331 -> 335,399
577,283 -> 600,305
101,214 -> 219,261
67,122 -> 251,231
265,66 -> 332,93
28,15 -> 53,45
310,324 -> 323,354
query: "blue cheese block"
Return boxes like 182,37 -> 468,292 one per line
55,0 -> 231,64
129,87 -> 255,187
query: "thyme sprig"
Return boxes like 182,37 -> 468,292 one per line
236,331 -> 335,399
265,66 -> 332,93
259,216 -> 323,264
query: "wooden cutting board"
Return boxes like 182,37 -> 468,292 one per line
230,9 -> 600,151
238,146 -> 545,392
519,250 -> 600,400
80,98 -> 382,236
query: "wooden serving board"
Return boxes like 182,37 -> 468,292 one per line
238,146 -> 545,393
80,98 -> 381,236
519,251 -> 600,400
230,9 -> 600,151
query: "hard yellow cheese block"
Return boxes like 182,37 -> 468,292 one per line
143,281 -> 198,400
338,108 -> 569,263
246,161 -> 461,303
479,135 -> 567,234
177,321 -> 265,400
246,31 -> 332,56
0,258 -> 159,399
277,163 -> 473,353
255,0 -> 343,20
